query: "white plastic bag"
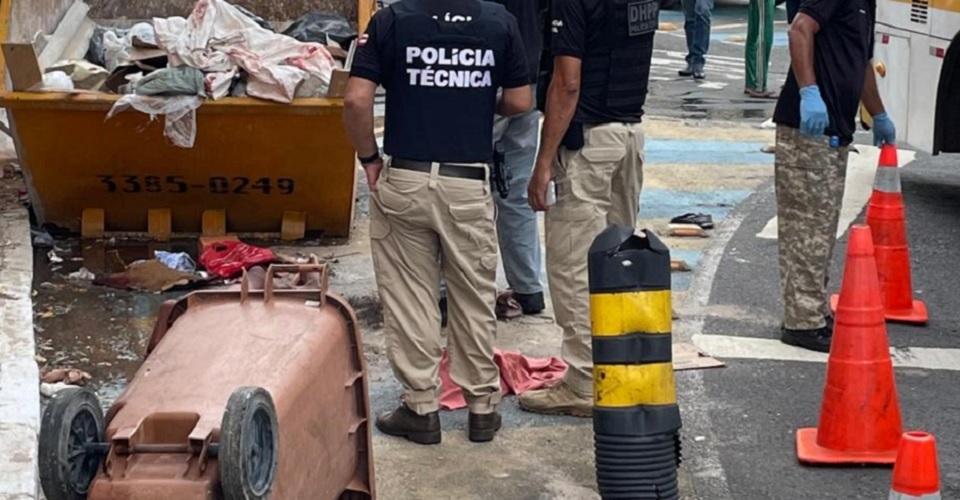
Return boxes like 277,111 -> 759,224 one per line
102,30 -> 131,72
42,71 -> 75,91
106,95 -> 203,148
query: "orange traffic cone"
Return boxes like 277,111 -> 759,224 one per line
797,225 -> 903,464
890,432 -> 941,499
832,145 -> 928,323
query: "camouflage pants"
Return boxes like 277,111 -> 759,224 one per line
775,125 -> 850,330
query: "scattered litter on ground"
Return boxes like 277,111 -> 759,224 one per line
47,249 -> 64,264
35,355 -> 47,364
40,367 -> 92,385
40,382 -> 74,398
155,250 -> 197,273
673,343 -> 725,371
667,224 -> 711,238
671,260 -> 692,272
95,259 -> 204,293
757,117 -> 777,129
439,349 -> 567,411
200,240 -> 275,279
68,267 -> 96,281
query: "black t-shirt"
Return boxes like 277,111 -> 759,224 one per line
773,0 -> 876,144
351,0 -> 530,162
491,0 -> 546,85
550,0 -> 650,124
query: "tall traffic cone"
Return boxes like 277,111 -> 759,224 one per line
832,145 -> 928,324
797,225 -> 903,464
890,432 -> 941,499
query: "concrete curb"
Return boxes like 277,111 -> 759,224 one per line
0,208 -> 38,500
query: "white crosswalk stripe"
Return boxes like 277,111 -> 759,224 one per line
649,49 -> 745,82
756,145 -> 917,240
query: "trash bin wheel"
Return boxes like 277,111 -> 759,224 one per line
220,386 -> 279,500
39,387 -> 105,500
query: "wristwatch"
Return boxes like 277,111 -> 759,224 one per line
358,150 -> 381,165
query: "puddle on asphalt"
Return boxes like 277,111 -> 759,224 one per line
646,94 -> 774,122
33,239 -> 197,406
33,235 -> 351,407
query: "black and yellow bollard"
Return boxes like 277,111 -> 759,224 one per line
589,225 -> 681,499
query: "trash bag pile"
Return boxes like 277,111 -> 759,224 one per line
34,0 -> 356,147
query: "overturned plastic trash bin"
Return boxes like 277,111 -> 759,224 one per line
38,265 -> 376,500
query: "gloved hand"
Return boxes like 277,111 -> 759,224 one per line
799,85 -> 829,137
872,111 -> 897,147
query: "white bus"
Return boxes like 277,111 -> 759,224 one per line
873,0 -> 960,154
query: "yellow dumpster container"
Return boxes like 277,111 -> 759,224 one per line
0,0 -> 378,239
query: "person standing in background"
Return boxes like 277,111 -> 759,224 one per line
521,0 -> 656,417
343,0 -> 532,443
679,0 -> 714,79
744,0 -> 777,98
773,0 -> 894,353
489,0 -> 548,318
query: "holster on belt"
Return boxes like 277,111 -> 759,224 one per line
491,142 -> 510,199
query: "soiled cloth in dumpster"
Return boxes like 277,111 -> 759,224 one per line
200,241 -> 275,279
153,0 -> 337,103
106,95 -> 203,148
95,260 -> 204,293
135,67 -> 206,96
439,349 -> 567,410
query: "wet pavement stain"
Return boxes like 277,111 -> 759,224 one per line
33,239 -> 196,405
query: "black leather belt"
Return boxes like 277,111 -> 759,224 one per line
391,159 -> 486,181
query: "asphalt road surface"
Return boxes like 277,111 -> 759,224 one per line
680,135 -> 960,499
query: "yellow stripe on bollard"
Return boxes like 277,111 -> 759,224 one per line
590,290 -> 672,337
594,362 -> 677,407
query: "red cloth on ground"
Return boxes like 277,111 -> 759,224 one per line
439,349 -> 567,411
199,241 -> 275,278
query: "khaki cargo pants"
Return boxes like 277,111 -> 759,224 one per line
775,125 -> 850,330
546,122 -> 645,396
369,163 -> 501,415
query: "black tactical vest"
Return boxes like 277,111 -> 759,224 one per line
539,0 -> 658,122
384,0 -> 511,163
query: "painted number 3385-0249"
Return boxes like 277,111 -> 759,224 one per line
97,175 -> 296,195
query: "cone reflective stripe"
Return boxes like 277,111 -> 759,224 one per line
589,225 -> 681,499
859,144 -> 928,323
798,225 -> 903,464
890,432 -> 941,500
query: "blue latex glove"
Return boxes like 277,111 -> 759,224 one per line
799,85 -> 829,137
872,111 -> 897,147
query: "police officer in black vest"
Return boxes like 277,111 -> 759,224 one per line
522,0 -> 657,416
343,0 -> 531,444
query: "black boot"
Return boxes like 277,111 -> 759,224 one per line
468,412 -> 502,443
693,64 -> 706,80
514,291 -> 545,315
781,324 -> 833,353
376,405 -> 441,445
678,63 -> 694,77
